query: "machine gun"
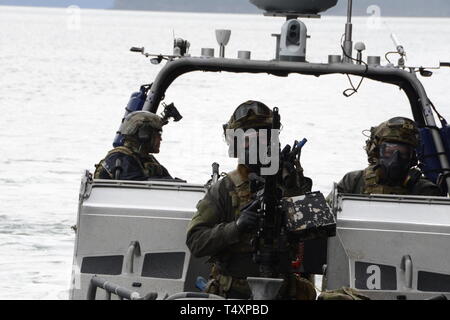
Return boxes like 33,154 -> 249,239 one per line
251,108 -> 336,280
280,138 -> 308,187
251,107 -> 288,278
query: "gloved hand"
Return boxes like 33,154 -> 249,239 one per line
236,200 -> 260,233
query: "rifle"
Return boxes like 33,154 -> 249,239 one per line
251,108 -> 336,278
282,139 -> 307,162
281,138 -> 308,187
251,107 -> 291,278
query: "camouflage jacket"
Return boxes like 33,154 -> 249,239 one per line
94,146 -> 172,181
335,165 -> 442,196
186,165 -> 312,279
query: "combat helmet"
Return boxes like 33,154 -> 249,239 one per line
365,117 -> 419,164
223,100 -> 275,161
120,111 -> 163,136
223,100 -> 273,133
119,111 -> 164,154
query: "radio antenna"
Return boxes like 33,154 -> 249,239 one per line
343,0 -> 353,63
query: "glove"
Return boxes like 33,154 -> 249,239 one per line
235,200 -> 260,233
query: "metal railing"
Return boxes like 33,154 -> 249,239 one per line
87,276 -> 157,300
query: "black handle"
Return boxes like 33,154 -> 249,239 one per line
130,47 -> 144,53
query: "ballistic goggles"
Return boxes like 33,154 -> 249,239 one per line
379,142 -> 413,160
231,101 -> 272,122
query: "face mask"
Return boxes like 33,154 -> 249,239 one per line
377,142 -> 413,185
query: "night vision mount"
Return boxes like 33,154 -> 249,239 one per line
160,102 -> 183,125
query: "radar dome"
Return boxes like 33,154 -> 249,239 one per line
249,0 -> 338,14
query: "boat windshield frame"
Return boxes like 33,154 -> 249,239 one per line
143,57 -> 427,124
141,57 -> 450,192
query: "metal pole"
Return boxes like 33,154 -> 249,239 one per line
86,279 -> 98,300
346,0 -> 353,23
422,102 -> 450,194
124,241 -> 141,275
343,0 -> 353,63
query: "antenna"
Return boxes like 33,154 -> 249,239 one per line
343,0 -> 353,63
390,33 -> 406,67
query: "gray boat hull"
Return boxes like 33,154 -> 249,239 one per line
70,173 -> 210,300
70,172 -> 450,300
326,192 -> 450,300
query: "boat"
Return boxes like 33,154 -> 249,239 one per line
69,0 -> 450,300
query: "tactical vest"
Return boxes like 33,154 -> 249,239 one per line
362,165 -> 409,195
223,169 -> 255,255
227,169 -> 253,211
94,146 -> 167,179
208,170 -> 316,300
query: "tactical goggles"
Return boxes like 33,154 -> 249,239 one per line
138,126 -> 162,141
232,102 -> 272,122
379,142 -> 413,160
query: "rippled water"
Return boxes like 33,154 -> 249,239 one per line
1,6 -> 449,299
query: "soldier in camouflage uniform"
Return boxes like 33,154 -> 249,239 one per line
334,117 -> 441,196
94,111 -> 172,180
320,117 -> 441,301
186,100 -> 316,300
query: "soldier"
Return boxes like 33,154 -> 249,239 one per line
333,117 -> 442,196
94,111 -> 172,180
320,117 -> 442,301
186,100 -> 316,300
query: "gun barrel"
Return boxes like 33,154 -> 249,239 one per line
296,138 -> 308,150
211,162 -> 220,184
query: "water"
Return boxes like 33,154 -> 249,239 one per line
0,6 -> 449,299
